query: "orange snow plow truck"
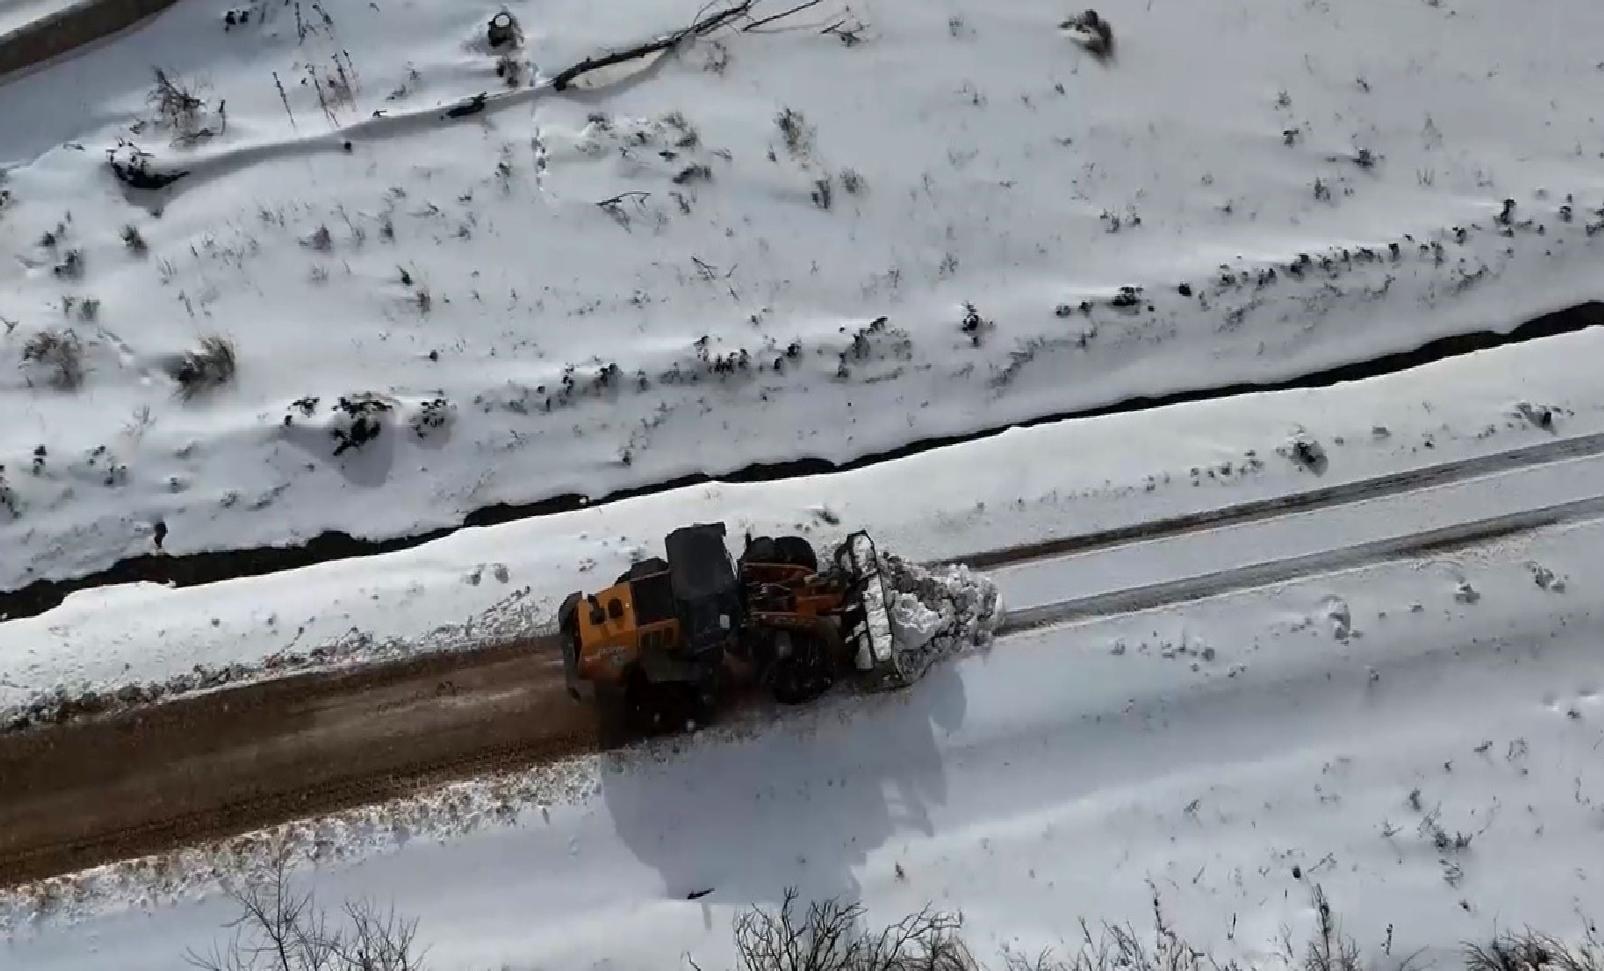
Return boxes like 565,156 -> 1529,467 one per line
559,524 -> 897,733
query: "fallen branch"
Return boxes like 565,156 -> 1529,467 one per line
741,0 -> 825,32
548,0 -> 761,91
596,190 -> 653,229
821,16 -> 865,44
597,191 -> 652,208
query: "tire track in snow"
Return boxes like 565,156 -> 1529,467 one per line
996,492 -> 1604,635
955,427 -> 1604,570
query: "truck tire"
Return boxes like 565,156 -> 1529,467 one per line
744,535 -> 780,566
775,536 -> 818,572
767,630 -> 835,705
616,556 -> 669,585
625,668 -> 715,735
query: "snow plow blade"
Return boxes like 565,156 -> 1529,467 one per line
832,532 -> 903,691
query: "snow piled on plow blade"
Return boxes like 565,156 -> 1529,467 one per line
870,555 -> 1003,691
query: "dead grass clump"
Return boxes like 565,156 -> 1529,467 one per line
121,224 -> 148,254
51,248 -> 84,279
20,328 -> 85,389
495,55 -> 526,87
149,68 -> 204,133
732,889 -> 977,971
776,107 -> 815,158
186,853 -> 423,971
1465,932 -> 1603,971
168,335 -> 237,399
303,225 -> 334,251
811,175 -> 834,210
674,164 -> 715,185
1061,10 -> 1114,59
183,874 -> 1604,971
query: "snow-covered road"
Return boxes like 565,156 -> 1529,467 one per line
993,443 -> 1604,615
10,407 -> 1604,893
9,512 -> 1601,970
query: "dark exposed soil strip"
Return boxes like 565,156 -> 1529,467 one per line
0,635 -> 586,887
0,0 -> 178,80
2,302 -> 1598,622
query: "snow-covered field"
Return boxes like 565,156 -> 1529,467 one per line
4,0 -> 1604,966
2,0 -> 1602,592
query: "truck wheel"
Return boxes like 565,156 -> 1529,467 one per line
775,536 -> 818,572
768,631 -> 835,705
625,669 -> 714,735
616,556 -> 668,585
743,535 -> 779,566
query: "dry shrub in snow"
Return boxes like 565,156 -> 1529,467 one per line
149,68 -> 205,134
724,889 -> 1266,971
331,393 -> 394,455
812,176 -> 834,210
729,890 -> 977,971
495,54 -> 526,87
185,872 -> 1602,971
776,107 -> 815,158
723,889 -> 1601,971
20,328 -> 85,389
169,335 -> 238,399
144,68 -> 226,146
1060,10 -> 1114,59
408,396 -> 453,439
186,856 -> 423,971
51,247 -> 84,279
1298,885 -> 1363,971
1464,932 -> 1603,971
